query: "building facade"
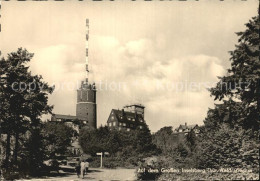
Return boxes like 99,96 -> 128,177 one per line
107,104 -> 146,131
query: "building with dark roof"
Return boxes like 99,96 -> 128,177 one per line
107,104 -> 146,131
173,122 -> 200,135
51,114 -> 89,133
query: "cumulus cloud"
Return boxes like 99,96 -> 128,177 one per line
26,36 -> 225,131
29,44 -> 86,116
29,44 -> 85,84
89,36 -> 225,131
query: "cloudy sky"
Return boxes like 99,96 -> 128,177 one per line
0,1 -> 258,132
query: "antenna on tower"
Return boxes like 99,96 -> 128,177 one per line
85,19 -> 90,84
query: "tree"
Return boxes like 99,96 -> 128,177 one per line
20,127 -> 46,176
152,126 -> 173,154
0,48 -> 54,174
199,10 -> 259,173
79,126 -> 103,156
209,13 -> 259,132
133,123 -> 157,154
42,121 -> 75,159
186,129 -> 197,152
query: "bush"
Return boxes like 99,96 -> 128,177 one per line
136,156 -> 165,180
158,172 -> 259,180
2,170 -> 20,180
197,124 -> 259,171
79,125 -> 159,169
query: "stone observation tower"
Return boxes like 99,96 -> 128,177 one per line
76,19 -> 97,129
51,19 -> 97,156
52,19 -> 97,129
76,82 -> 97,129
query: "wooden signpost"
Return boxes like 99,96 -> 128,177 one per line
96,152 -> 103,168
96,152 -> 109,168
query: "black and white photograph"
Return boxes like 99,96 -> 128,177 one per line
0,0 -> 259,180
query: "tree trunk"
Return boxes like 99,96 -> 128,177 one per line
257,79 -> 260,113
257,79 -> 260,133
5,132 -> 11,169
13,132 -> 19,163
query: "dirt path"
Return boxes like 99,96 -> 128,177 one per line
21,168 -> 137,181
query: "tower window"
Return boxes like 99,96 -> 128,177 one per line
80,90 -> 83,101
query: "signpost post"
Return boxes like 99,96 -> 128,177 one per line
96,152 -> 103,168
96,152 -> 109,168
